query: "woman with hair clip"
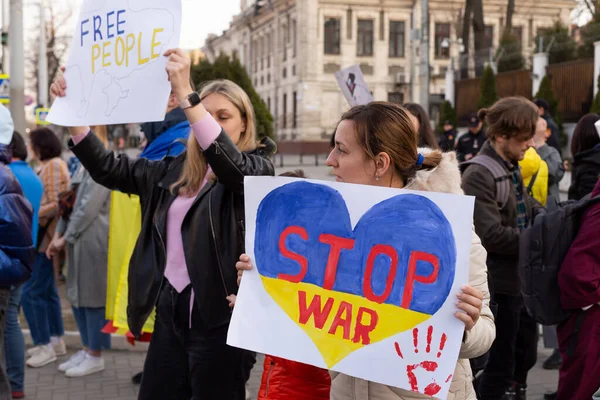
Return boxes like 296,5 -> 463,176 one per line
46,126 -> 112,378
50,48 -> 275,399
237,102 -> 495,399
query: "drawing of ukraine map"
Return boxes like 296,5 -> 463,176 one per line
47,0 -> 182,126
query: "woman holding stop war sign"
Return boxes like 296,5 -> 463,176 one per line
236,102 -> 495,400
50,48 -> 275,399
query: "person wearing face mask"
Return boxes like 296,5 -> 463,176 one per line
237,102 -> 495,400
461,97 -> 542,400
50,48 -> 275,400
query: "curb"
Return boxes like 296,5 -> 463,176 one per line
22,330 -> 149,353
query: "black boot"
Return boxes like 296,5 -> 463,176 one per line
516,383 -> 527,400
543,349 -> 562,370
132,371 -> 143,384
543,391 -> 557,400
502,385 -> 517,400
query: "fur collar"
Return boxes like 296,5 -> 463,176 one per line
405,148 -> 464,195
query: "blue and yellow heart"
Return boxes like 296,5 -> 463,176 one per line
255,182 -> 457,368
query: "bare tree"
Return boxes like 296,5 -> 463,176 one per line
461,0 -> 473,78
461,0 -> 485,77
472,0 -> 485,76
580,0 -> 597,16
504,0 -> 515,36
27,2 -> 72,103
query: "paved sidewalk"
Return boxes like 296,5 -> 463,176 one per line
23,345 -> 558,400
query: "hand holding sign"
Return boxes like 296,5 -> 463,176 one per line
229,177 -> 475,399
47,0 -> 182,127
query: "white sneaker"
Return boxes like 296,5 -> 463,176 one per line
65,354 -> 104,377
246,386 -> 251,400
26,346 -> 41,357
52,339 -> 67,356
26,345 -> 57,368
58,350 -> 87,372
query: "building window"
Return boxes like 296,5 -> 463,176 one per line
324,18 -> 341,55
260,76 -> 264,86
254,78 -> 257,87
388,92 -> 403,104
267,73 -> 271,83
292,20 -> 297,57
379,10 -> 385,40
357,19 -> 374,56
389,21 -> 405,58
282,67 -> 287,79
484,25 -> 494,50
293,91 -> 297,128
513,26 -> 524,49
292,65 -> 296,76
283,93 -> 287,129
346,8 -> 353,39
268,97 -> 271,112
434,23 -> 450,59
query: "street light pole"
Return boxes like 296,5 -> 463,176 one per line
38,0 -> 48,108
9,0 -> 25,133
419,0 -> 429,114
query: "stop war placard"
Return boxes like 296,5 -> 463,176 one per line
229,176 -> 475,399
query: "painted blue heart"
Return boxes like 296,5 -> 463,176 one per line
254,181 -> 457,315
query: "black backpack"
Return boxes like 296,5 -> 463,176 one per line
519,193 -> 600,325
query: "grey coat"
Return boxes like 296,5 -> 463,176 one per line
57,167 -> 110,308
537,144 -> 565,198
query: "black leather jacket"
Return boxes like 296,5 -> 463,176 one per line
70,130 -> 275,337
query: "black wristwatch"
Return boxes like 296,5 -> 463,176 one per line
179,91 -> 201,110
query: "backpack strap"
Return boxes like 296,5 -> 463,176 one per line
462,155 -> 512,210
526,169 -> 540,197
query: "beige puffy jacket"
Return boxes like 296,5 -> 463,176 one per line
330,150 -> 496,400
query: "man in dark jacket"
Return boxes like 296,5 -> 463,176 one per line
462,97 -> 542,400
534,99 -> 562,157
0,107 -> 35,400
456,113 -> 487,162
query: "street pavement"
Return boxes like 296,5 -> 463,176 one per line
23,155 -> 561,399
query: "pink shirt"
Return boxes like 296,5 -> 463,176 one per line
72,113 -> 222,324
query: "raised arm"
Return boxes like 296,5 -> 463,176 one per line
164,49 -> 274,193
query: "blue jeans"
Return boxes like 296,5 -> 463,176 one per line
71,307 -> 111,352
4,286 -> 24,392
21,253 -> 64,346
0,289 -> 11,400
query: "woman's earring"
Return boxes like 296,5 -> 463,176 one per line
375,175 -> 380,181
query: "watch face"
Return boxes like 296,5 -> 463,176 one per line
189,92 -> 201,106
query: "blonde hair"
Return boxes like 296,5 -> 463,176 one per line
92,126 -> 108,148
173,80 -> 258,195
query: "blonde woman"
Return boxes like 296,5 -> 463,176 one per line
50,48 -> 275,399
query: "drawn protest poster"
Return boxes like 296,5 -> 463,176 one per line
228,177 -> 475,399
47,0 -> 181,126
334,65 -> 374,107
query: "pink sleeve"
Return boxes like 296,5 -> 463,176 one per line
191,113 -> 221,150
71,129 -> 90,145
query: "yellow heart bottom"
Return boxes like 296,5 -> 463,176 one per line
261,277 -> 431,368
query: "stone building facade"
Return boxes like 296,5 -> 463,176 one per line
203,0 -> 574,140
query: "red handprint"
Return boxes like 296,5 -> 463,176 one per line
394,326 -> 453,396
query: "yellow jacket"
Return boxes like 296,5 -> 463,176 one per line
519,148 -> 549,206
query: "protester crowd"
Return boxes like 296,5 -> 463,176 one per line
0,47 -> 599,400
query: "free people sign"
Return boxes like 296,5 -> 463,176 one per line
228,177 -> 475,399
47,0 -> 181,126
